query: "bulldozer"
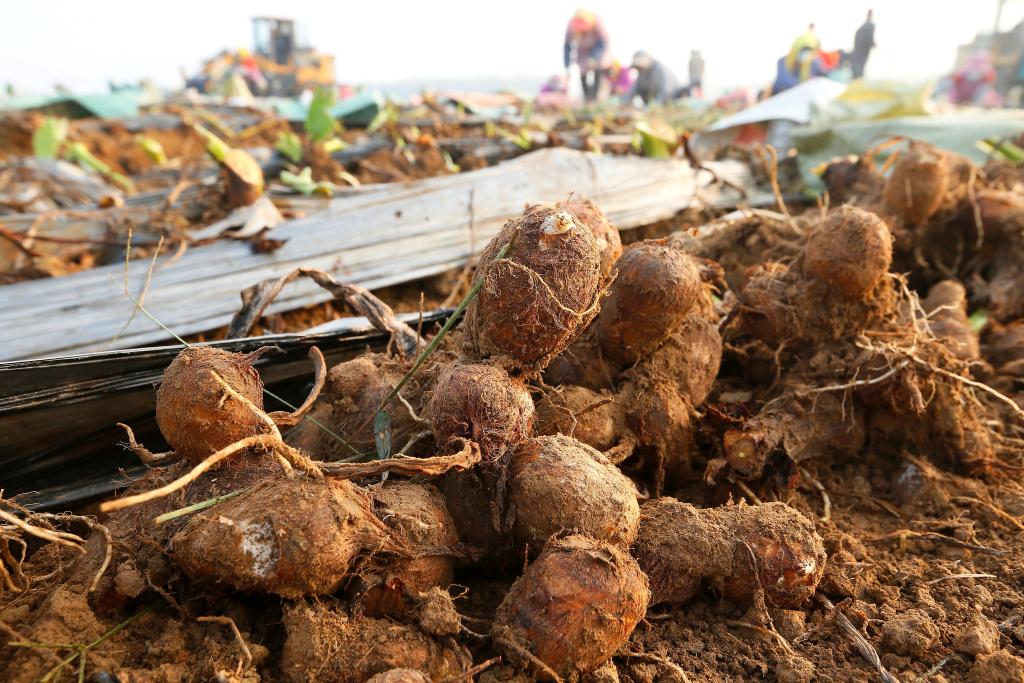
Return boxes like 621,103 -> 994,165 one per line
251,16 -> 335,96
194,17 -> 335,97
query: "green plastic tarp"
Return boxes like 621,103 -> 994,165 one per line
262,89 -> 384,127
0,91 -> 146,118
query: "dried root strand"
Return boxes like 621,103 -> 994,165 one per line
117,423 -> 176,465
819,596 -> 900,683
266,346 -> 328,427
197,616 -> 253,669
99,434 -> 297,513
0,507 -> 86,551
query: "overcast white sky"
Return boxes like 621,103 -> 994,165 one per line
1,0 -> 1021,96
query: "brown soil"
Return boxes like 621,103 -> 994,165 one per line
6,140 -> 1024,683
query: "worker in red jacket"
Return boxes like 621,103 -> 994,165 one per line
564,9 -> 612,103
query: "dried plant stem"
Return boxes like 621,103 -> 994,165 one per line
757,144 -> 801,235
153,489 -> 250,525
99,435 -> 285,513
818,595 -> 900,683
197,616 -> 253,669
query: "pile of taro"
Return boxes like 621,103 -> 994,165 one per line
4,141 -> 1024,682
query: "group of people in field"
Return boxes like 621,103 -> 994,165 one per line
553,8 -> 880,106
556,9 -> 705,106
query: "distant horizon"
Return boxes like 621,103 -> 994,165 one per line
2,0 -> 1018,99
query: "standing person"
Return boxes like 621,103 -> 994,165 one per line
688,50 -> 705,97
629,51 -> 679,105
851,10 -> 877,79
785,23 -> 820,83
564,9 -> 612,103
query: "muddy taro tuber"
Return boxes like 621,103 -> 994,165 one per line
359,481 -> 459,618
463,205 -> 603,372
633,498 -> 826,608
155,346 -> 272,463
542,326 -> 618,391
287,354 -> 415,458
597,240 -> 702,365
555,197 -> 623,281
803,205 -> 893,300
170,476 -> 382,598
427,361 -> 534,458
722,392 -> 866,479
534,384 -> 625,452
492,534 -> 649,681
883,142 -> 950,225
506,435 -> 640,551
923,280 -> 979,361
282,602 -> 467,683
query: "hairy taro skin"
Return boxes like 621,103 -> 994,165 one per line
170,477 -> 380,598
634,498 -> 826,608
287,354 -> 414,458
507,435 -> 640,551
883,142 -> 950,225
428,361 -> 535,459
555,198 -> 623,281
543,326 -> 618,391
463,205 -> 603,372
360,481 -> 458,617
282,603 -> 464,683
802,205 -> 893,300
534,384 -> 624,452
597,240 -> 702,366
493,534 -> 649,681
155,347 -> 268,463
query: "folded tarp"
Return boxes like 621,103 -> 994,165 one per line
794,110 -> 1024,184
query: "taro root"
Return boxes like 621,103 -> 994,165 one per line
282,602 -> 467,683
543,326 -> 617,391
734,262 -> 802,345
972,190 -> 1024,320
155,347 -> 271,463
822,154 -> 884,205
974,189 -> 1024,242
597,240 -> 702,365
463,205 -> 603,372
734,209 -> 896,345
615,313 -> 722,485
506,435 -> 640,551
630,313 -> 723,407
170,476 -> 382,598
722,393 -> 866,479
534,384 -> 625,452
620,378 -> 695,483
803,205 -> 893,300
223,147 -> 266,208
288,354 -> 414,458
492,534 -> 649,682
633,498 -> 826,608
435,468 -> 511,566
366,671 -> 428,683
923,280 -> 979,361
359,482 -> 459,618
428,361 -> 534,458
555,198 -> 623,281
883,142 -> 950,225
417,586 -> 462,637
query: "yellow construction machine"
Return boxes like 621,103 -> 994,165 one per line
196,17 -> 335,97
